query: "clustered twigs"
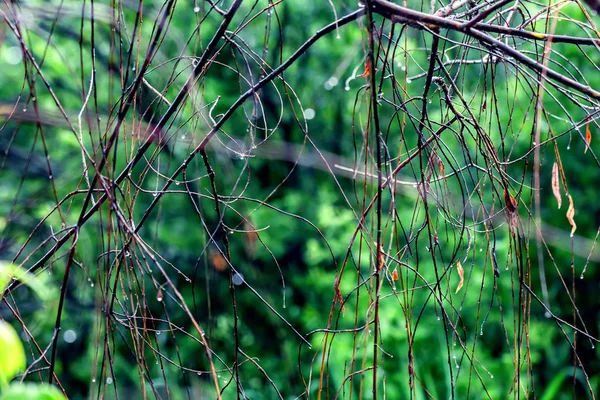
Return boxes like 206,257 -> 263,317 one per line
1,0 -> 600,398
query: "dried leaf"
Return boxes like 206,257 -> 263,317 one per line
455,261 -> 464,294
551,162 -> 562,209
504,187 -> 517,213
377,243 -> 385,271
438,159 -> 444,175
391,269 -> 399,281
566,194 -> 577,237
334,278 -> 345,312
359,60 -> 371,78
585,123 -> 592,154
210,250 -> 228,271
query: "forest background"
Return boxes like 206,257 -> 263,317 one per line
0,0 -> 599,398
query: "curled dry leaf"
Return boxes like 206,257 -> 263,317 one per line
210,250 -> 228,272
391,269 -> 399,281
376,242 -> 385,271
455,261 -> 464,294
334,279 -> 345,312
551,162 -> 562,209
566,194 -> 577,237
585,123 -> 592,154
359,59 -> 371,78
504,187 -> 517,213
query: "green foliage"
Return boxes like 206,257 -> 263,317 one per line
0,263 -> 65,399
0,321 -> 25,388
0,0 -> 599,398
0,384 -> 66,400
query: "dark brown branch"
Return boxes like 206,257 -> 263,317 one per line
371,0 -> 600,99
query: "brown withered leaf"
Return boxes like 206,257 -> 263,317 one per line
566,194 -> 577,237
377,243 -> 385,271
455,261 -> 464,294
585,123 -> 592,154
391,269 -> 399,281
210,250 -> 228,272
504,187 -> 517,213
552,162 -> 562,209
359,59 -> 371,78
438,159 -> 444,175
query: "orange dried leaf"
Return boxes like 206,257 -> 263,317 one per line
455,261 -> 464,294
504,187 -> 517,213
566,194 -> 577,237
552,162 -> 562,209
585,123 -> 592,154
334,279 -> 345,312
391,269 -> 399,281
438,159 -> 444,175
359,60 -> 371,78
375,242 -> 385,271
210,250 -> 228,271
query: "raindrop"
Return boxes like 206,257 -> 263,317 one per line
580,273 -> 584,279
324,76 -> 339,91
567,145 -> 570,150
344,85 -> 350,91
63,329 -> 77,343
406,79 -> 412,84
106,377 -> 113,385
175,181 -> 180,185
152,192 -> 158,197
304,108 -> 316,120
157,331 -> 161,335
48,175 -> 53,180
232,273 -> 244,286
92,378 -> 96,383
5,46 -> 22,65
193,6 -> 200,12
90,283 -> 94,287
